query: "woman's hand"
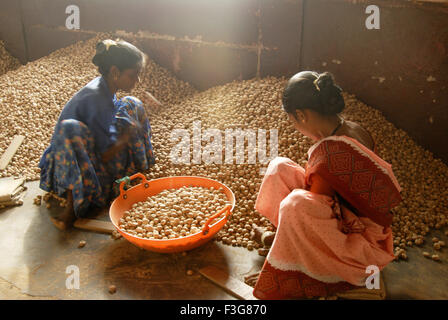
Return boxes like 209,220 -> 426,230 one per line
142,91 -> 163,111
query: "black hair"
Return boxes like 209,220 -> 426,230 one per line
282,71 -> 345,117
92,39 -> 146,76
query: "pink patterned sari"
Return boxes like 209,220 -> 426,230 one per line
253,135 -> 401,299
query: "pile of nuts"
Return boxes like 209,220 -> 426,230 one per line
146,78 -> 290,249
0,34 -> 196,181
0,40 -> 21,76
1,35 -> 447,261
118,186 -> 230,239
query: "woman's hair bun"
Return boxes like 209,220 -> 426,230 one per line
92,41 -> 107,67
91,39 -> 145,76
92,43 -> 104,67
315,72 -> 345,115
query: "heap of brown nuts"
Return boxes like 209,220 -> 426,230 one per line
118,186 -> 230,239
0,34 -> 196,181
0,40 -> 21,76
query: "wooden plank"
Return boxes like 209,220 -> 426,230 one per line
0,135 -> 25,170
198,265 -> 257,300
74,218 -> 115,234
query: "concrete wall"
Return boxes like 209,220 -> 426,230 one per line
0,0 -> 447,163
3,0 -> 301,88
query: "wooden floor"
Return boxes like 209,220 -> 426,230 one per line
0,181 -> 446,300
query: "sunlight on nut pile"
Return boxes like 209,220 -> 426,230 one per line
119,186 -> 230,239
1,35 -> 447,259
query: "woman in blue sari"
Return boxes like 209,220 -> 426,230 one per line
39,39 -> 159,230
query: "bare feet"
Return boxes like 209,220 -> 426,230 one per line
244,272 -> 260,287
50,207 -> 75,230
49,217 -> 68,230
49,190 -> 75,231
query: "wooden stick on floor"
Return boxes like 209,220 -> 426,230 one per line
198,265 -> 257,300
74,218 -> 115,234
0,135 -> 25,170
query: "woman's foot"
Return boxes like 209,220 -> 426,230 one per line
50,207 -> 75,230
49,190 -> 75,230
244,272 -> 260,287
250,224 -> 275,247
49,217 -> 68,230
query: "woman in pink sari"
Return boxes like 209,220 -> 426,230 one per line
249,71 -> 402,299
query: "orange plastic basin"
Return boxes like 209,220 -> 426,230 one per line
109,173 -> 235,253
